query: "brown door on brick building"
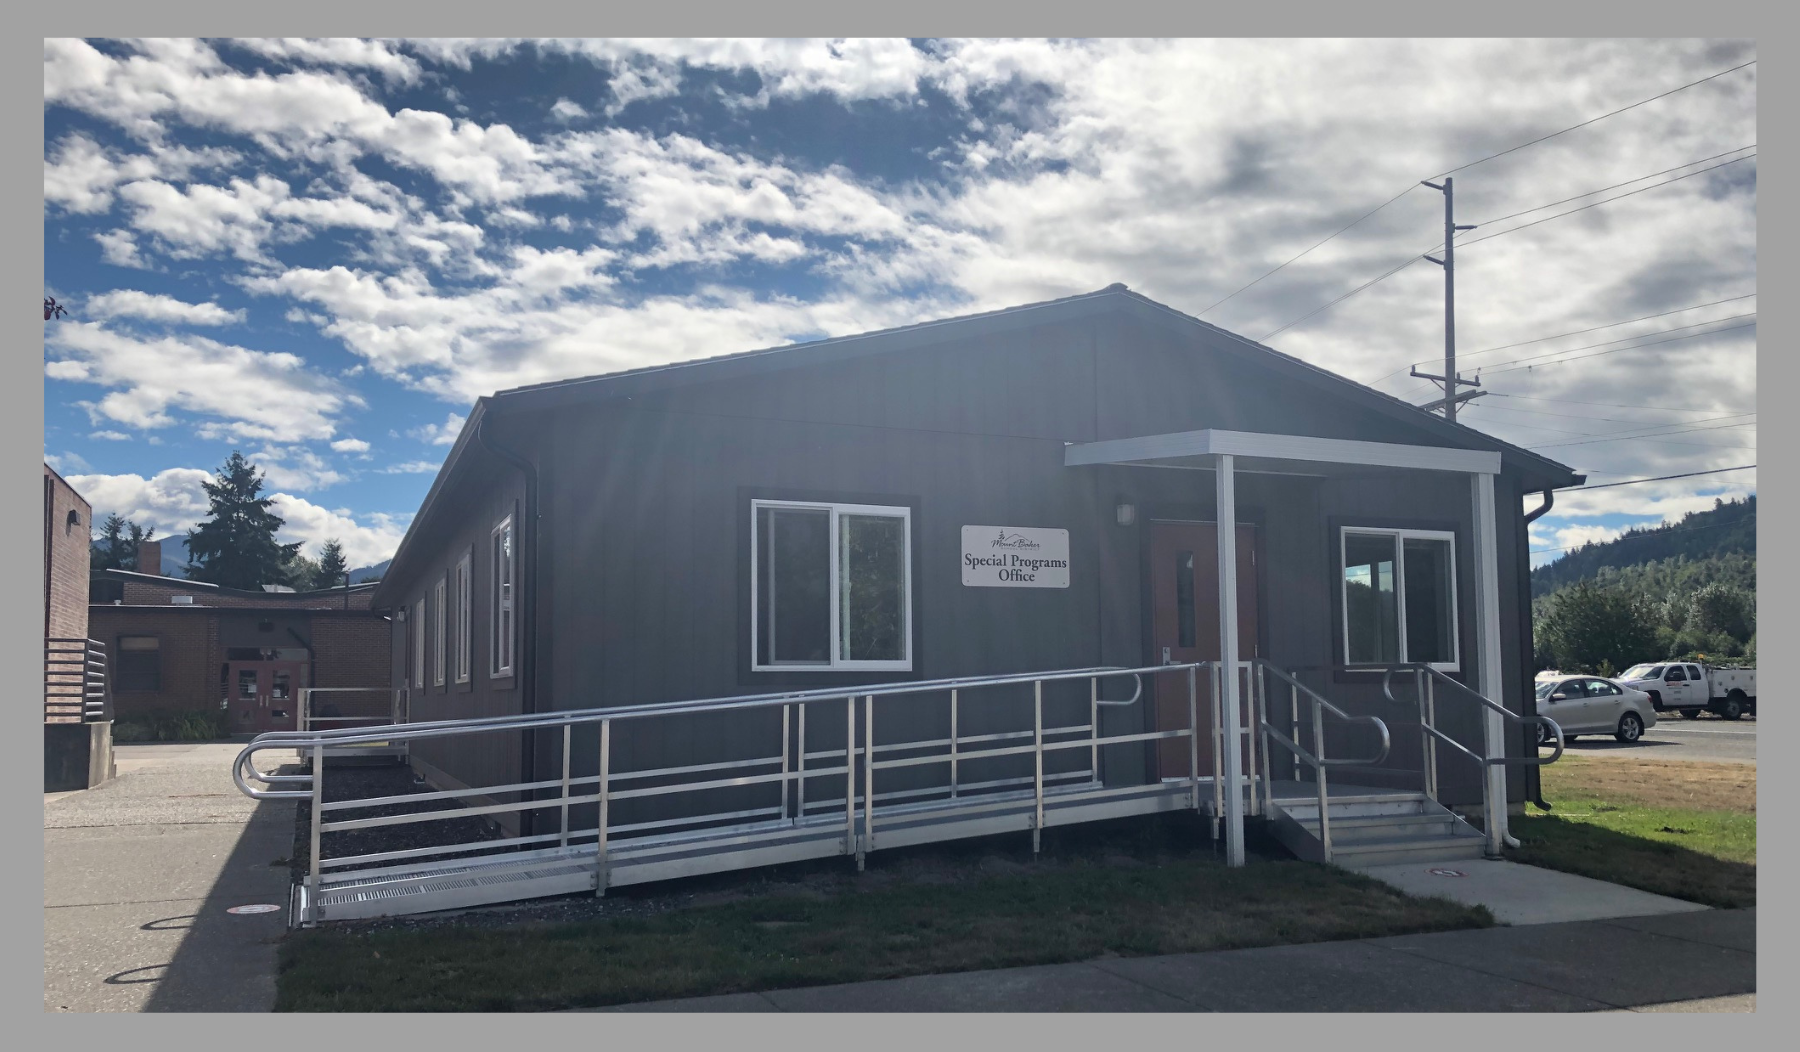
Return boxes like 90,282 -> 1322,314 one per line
227,660 -> 306,734
1148,522 -> 1258,780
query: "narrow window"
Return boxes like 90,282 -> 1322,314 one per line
752,500 -> 911,671
1175,550 -> 1196,648
116,635 -> 161,692
455,552 -> 472,684
491,517 -> 515,677
414,599 -> 425,689
433,577 -> 447,687
1342,533 -> 1399,664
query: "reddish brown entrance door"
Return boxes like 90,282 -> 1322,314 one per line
1148,522 -> 1259,779
227,660 -> 306,734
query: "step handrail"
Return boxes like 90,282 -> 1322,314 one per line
1249,659 -> 1390,863
1379,664 -> 1564,767
233,665 -> 1158,799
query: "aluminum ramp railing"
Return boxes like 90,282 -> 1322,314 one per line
237,663 -> 1239,927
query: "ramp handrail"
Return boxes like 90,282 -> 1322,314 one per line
1248,658 -> 1390,862
234,663 -> 1215,924
234,666 -> 1149,793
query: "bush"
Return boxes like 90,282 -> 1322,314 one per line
1536,580 -> 1662,674
112,709 -> 231,742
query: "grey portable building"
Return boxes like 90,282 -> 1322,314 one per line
371,283 -> 1580,847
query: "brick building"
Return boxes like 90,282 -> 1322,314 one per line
89,568 -> 394,735
45,465 -> 111,790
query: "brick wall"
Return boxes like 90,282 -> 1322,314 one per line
308,613 -> 394,719
88,607 -> 220,717
44,467 -> 92,642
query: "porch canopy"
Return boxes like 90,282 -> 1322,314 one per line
1063,429 -> 1508,866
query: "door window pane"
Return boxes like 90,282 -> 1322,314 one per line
1343,533 -> 1399,663
1175,551 -> 1196,648
1402,537 -> 1455,664
1666,667 -> 1685,681
840,513 -> 906,662
757,506 -> 831,665
238,669 -> 258,698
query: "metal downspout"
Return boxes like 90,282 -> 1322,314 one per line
478,415 -> 541,834
1521,489 -> 1556,818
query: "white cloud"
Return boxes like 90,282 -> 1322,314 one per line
409,411 -> 466,446
94,229 -> 147,269
84,289 -> 244,326
89,430 -> 132,440
64,466 -> 405,568
248,445 -> 344,491
330,437 -> 370,453
44,132 -> 241,215
380,460 -> 441,474
227,38 -> 423,85
45,320 -> 356,441
549,97 -> 588,121
46,451 -> 94,474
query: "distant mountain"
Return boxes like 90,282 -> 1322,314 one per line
349,559 -> 391,583
1531,496 -> 1755,598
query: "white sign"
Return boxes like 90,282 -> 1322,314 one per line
961,526 -> 1070,588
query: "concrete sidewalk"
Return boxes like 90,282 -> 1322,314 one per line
592,908 -> 1755,1013
45,742 -> 299,1012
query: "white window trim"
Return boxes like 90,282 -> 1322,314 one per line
433,577 -> 447,687
750,499 -> 913,673
454,551 -> 472,685
491,516 -> 515,678
1339,526 -> 1460,672
413,599 -> 426,689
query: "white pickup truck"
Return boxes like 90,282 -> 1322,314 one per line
1617,661 -> 1756,720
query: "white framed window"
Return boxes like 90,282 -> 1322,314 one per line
1340,527 -> 1458,671
413,599 -> 426,689
433,577 -> 447,687
751,499 -> 912,672
491,516 -> 515,677
455,551 -> 472,684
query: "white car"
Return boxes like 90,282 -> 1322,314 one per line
1534,674 -> 1658,744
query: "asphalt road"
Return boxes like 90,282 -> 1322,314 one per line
1556,713 -> 1756,764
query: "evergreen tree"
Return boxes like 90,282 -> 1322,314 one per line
314,539 -> 350,590
183,452 -> 301,590
1535,580 -> 1662,674
90,513 -> 154,571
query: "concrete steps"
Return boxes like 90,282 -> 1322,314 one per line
1267,789 -> 1487,866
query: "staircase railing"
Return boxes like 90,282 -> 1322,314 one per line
45,638 -> 109,724
233,663 -> 1218,921
1249,658 -> 1390,862
1381,663 -> 1564,856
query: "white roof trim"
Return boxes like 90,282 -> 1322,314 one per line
1064,429 -> 1502,475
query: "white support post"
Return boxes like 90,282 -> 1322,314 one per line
1216,454 -> 1246,867
1471,471 -> 1508,857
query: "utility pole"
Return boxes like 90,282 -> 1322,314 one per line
1412,177 -> 1483,422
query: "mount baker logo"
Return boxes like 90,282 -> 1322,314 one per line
991,530 -> 1042,550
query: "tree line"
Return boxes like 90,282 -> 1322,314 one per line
1532,497 -> 1755,676
91,451 -> 353,592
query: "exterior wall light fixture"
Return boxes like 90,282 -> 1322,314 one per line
1116,503 -> 1136,527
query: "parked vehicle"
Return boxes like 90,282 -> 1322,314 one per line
1534,674 -> 1658,744
1617,662 -> 1756,720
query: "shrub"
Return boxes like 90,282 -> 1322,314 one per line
112,709 -> 231,742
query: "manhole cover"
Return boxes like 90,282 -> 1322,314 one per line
227,904 -> 282,915
1427,867 -> 1467,878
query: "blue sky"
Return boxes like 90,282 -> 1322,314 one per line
43,39 -> 1755,570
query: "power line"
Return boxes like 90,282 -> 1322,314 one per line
1530,512 -> 1754,555
1259,253 -> 1428,341
1205,59 -> 1756,328
1196,186 -> 1420,317
1528,418 -> 1756,450
1465,144 -> 1754,230
1486,392 -> 1748,414
1482,319 -> 1757,377
1455,294 -> 1756,360
1454,153 -> 1754,249
1435,58 -> 1756,179
1565,465 -> 1755,491
1477,312 -> 1757,372
1460,405 -> 1761,447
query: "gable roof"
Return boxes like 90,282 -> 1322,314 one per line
378,284 -> 1580,602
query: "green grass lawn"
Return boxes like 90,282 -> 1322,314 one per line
1508,757 -> 1755,908
278,817 -> 1493,1012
